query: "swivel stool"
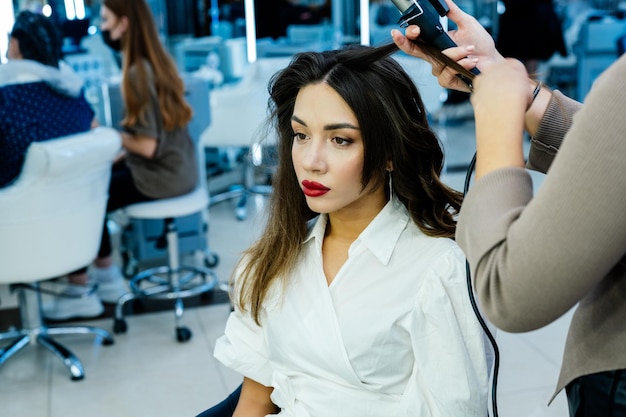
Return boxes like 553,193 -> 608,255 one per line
112,186 -> 218,342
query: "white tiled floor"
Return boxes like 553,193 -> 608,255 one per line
0,119 -> 571,417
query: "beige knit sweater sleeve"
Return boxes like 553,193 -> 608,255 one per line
457,55 -> 626,333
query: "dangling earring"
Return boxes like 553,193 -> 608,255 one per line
388,171 -> 393,201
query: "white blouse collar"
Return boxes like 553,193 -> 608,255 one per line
304,197 -> 410,265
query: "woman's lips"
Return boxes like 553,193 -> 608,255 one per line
302,180 -> 330,197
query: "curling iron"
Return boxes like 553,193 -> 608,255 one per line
390,0 -> 480,87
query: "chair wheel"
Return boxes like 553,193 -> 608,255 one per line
113,318 -> 127,334
204,252 -> 219,268
235,206 -> 247,221
176,326 -> 192,342
102,337 -> 115,346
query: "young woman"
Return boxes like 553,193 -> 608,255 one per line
44,0 -> 199,320
200,44 -> 491,416
393,0 -> 626,414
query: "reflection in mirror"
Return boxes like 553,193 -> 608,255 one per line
200,1 -> 389,61
249,0 -> 337,59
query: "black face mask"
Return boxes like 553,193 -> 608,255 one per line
101,30 -> 122,52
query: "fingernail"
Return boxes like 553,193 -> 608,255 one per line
466,45 -> 475,52
410,26 -> 419,35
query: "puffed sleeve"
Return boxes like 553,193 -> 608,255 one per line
399,247 -> 491,416
213,306 -> 274,387
213,261 -> 274,387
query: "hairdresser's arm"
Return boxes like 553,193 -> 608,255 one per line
470,59 -> 529,179
120,131 -> 157,159
233,377 -> 277,417
527,89 -> 581,173
458,55 -> 626,332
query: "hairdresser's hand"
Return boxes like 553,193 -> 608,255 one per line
471,59 -> 530,179
471,59 -> 531,116
391,0 -> 504,91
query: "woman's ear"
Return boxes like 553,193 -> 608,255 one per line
8,37 -> 23,60
386,161 -> 394,172
119,16 -> 129,35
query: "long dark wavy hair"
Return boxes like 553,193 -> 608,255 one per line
236,43 -> 466,324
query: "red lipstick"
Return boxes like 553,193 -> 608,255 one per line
302,180 -> 330,197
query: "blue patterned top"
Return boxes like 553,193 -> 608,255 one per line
0,61 -> 94,187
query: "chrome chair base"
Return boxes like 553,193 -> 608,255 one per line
112,218 -> 218,342
208,145 -> 274,221
0,284 -> 114,381
209,184 -> 272,221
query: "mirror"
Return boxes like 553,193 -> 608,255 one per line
211,0 -> 351,60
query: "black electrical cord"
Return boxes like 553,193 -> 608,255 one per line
463,152 -> 500,417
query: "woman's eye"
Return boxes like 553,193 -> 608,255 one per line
293,132 -> 307,141
332,137 -> 352,146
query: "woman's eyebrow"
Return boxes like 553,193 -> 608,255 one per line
291,115 -> 307,126
291,115 -> 359,131
324,123 -> 359,131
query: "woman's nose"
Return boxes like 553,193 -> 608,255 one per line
300,139 -> 326,172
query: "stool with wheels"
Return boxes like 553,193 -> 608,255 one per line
112,185 -> 218,342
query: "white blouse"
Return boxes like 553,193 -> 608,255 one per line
214,198 -> 490,416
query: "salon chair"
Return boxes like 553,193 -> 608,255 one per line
0,127 -> 121,380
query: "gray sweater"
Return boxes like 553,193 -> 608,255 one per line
457,54 -> 626,399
